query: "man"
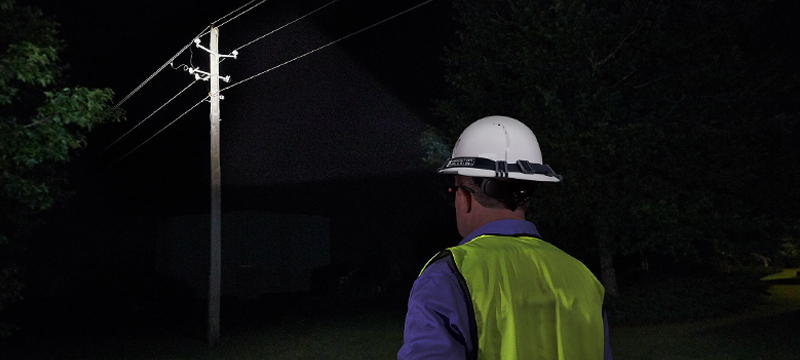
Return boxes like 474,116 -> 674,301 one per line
398,116 -> 612,359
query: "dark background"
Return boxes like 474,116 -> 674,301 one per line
2,1 -> 799,357
11,0 -> 467,333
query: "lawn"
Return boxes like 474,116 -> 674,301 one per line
610,283 -> 800,360
1,284 -> 798,359
0,295 -> 409,360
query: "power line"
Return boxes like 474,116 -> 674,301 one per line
113,0 -> 267,110
218,0 -> 269,28
106,96 -> 209,169
112,23 -> 215,111
197,0 -> 270,39
102,0 -> 271,159
105,0 -> 436,167
112,45 -> 193,110
95,80 -> 200,161
223,0 -> 437,92
232,0 -> 338,53
101,0 -> 271,165
214,0 -> 262,25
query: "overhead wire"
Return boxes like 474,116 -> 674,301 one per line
106,96 -> 209,169
222,0 -> 436,92
112,0 -> 267,110
231,0 -> 338,53
217,0 -> 270,28
104,0 -> 436,167
213,0 -> 262,25
111,44 -> 195,110
99,0 -> 270,161
197,0 -> 270,39
94,80 -> 200,161
101,0 -> 335,163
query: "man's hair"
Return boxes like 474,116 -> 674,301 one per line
456,176 -> 537,211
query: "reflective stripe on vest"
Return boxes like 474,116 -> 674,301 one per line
422,235 -> 605,360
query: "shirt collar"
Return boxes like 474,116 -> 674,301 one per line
458,219 -> 541,246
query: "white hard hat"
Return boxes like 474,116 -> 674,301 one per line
437,115 -> 562,182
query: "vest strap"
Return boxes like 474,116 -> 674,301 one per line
421,251 -> 479,360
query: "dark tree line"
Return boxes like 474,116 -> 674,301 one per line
0,0 -> 121,333
426,0 -> 800,295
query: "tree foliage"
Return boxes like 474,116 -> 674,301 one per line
429,0 -> 800,279
0,0 -> 123,332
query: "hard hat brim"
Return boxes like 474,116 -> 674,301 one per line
437,157 -> 562,182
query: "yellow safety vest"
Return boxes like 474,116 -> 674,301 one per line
422,235 -> 605,360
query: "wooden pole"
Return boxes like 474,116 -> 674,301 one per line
208,25 -> 222,346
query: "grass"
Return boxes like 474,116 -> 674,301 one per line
0,295 -> 409,360
1,284 -> 798,359
610,283 -> 800,360
80,312 -> 405,360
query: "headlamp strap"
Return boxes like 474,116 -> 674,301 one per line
441,157 -> 562,180
473,177 -> 533,212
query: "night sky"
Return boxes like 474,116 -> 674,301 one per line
3,2 -> 800,357
18,0 -> 463,298
49,0 -> 456,213
30,0 -> 455,184
20,0 -> 800,282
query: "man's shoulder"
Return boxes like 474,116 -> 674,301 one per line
412,254 -> 464,296
420,251 -> 456,277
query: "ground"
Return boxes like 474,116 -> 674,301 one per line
0,281 -> 798,359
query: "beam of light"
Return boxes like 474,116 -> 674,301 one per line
103,0 -> 437,168
229,0 -> 339,53
103,0 -> 329,161
222,0 -> 437,92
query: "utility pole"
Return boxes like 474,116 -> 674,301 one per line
186,26 -> 237,347
208,25 -> 222,347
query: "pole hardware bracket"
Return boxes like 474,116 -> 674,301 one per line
188,67 -> 231,83
193,38 -> 239,59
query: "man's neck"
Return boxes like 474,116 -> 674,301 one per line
467,208 -> 526,235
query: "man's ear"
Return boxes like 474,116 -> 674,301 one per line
460,188 -> 473,214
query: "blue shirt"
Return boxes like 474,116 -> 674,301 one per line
398,219 -> 613,360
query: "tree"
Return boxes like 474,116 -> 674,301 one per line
428,0 -> 800,295
0,0 -> 123,333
